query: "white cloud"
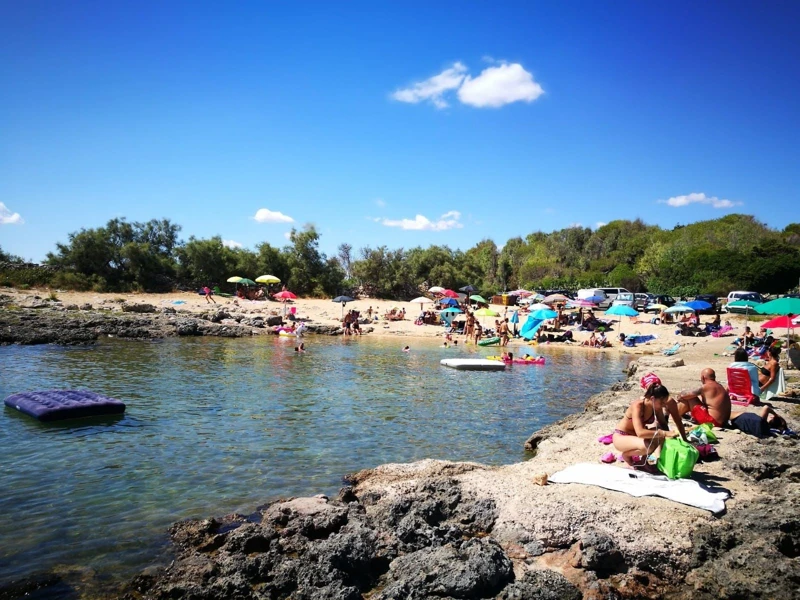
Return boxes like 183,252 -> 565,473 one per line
378,211 -> 463,231
391,62 -> 467,109
569,222 -> 583,228
253,208 -> 294,223
659,192 -> 741,209
0,203 -> 24,225
458,63 -> 544,108
596,221 -> 607,228
374,198 -> 386,208
283,231 -> 292,240
222,239 -> 242,249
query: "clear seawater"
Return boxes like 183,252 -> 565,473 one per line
0,336 -> 629,587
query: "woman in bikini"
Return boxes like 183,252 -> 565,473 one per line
758,347 -> 781,393
612,373 -> 688,468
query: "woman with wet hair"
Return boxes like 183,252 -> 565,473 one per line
612,373 -> 688,468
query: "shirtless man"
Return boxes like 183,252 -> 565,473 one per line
676,368 -> 731,427
464,311 -> 475,343
499,318 -> 510,346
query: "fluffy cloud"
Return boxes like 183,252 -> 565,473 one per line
0,203 -> 24,225
378,210 -> 463,231
659,192 -> 741,209
222,239 -> 243,249
253,208 -> 294,223
392,61 -> 543,109
458,63 -> 544,108
391,62 -> 467,108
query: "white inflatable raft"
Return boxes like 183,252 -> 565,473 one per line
440,358 -> 507,371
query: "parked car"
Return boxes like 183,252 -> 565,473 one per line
633,293 -> 655,312
723,291 -> 764,313
596,287 -> 630,309
693,294 -> 720,314
611,292 -> 635,308
643,294 -> 677,313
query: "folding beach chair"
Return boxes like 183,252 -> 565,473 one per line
727,367 -> 758,406
662,343 -> 680,356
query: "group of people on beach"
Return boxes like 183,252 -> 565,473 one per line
612,359 -> 789,469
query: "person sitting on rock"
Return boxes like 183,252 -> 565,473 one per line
676,368 -> 731,427
612,373 -> 688,468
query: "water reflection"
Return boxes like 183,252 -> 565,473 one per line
1,337 -> 628,584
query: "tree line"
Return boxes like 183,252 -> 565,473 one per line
1,213 -> 799,298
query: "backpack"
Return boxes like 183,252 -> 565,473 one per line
657,438 -> 699,479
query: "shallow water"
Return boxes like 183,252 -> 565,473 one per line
0,336 -> 629,585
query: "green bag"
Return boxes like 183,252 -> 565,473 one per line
657,438 -> 699,479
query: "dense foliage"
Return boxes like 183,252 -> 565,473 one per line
2,214 -> 799,298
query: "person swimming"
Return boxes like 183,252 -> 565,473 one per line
402,346 -> 410,352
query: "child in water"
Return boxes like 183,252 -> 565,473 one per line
402,346 -> 410,352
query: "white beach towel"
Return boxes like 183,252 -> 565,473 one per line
762,368 -> 787,401
549,463 -> 729,514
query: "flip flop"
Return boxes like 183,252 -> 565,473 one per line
597,434 -> 614,445
600,452 -> 616,464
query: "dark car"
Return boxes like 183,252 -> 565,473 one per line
694,294 -> 719,314
644,295 -> 677,313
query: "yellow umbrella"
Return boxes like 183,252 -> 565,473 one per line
226,276 -> 244,283
256,275 -> 281,284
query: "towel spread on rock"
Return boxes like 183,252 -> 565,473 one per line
549,463 -> 728,514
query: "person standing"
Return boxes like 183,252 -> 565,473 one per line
499,318 -> 510,347
203,286 -> 216,304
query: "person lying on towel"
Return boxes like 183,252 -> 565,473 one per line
613,373 -> 688,468
676,368 -> 732,427
730,405 -> 788,439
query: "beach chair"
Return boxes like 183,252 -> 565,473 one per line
727,367 -> 758,406
662,343 -> 680,356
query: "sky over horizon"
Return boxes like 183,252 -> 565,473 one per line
1,1 -> 799,261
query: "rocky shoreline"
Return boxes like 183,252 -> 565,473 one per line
0,295 -> 357,345
63,358 -> 794,599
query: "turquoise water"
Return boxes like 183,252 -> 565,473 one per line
0,336 -> 628,586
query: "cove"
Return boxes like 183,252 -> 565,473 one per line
0,336 -> 629,585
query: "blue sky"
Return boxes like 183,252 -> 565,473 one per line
1,1 -> 798,261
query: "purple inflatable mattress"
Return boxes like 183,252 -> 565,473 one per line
4,390 -> 126,422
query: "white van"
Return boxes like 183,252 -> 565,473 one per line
577,288 -> 607,302
726,291 -> 765,304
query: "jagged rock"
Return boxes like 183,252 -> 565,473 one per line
65,304 -> 80,311
80,303 -> 93,310
161,306 -> 177,314
209,309 -> 231,323
266,316 -> 284,327
121,303 -> 156,313
497,569 -> 582,600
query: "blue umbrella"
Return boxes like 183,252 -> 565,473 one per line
684,300 -> 711,311
440,297 -> 459,307
605,305 -> 639,317
510,310 -> 519,324
440,306 -> 463,314
583,295 -> 604,303
531,308 -> 558,320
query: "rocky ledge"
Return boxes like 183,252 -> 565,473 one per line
0,297 -> 359,345
110,356 -> 798,600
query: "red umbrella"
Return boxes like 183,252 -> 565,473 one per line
442,289 -> 459,298
273,291 -> 297,300
761,315 -> 799,329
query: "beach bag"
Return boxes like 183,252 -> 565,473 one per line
657,438 -> 699,479
693,423 -> 718,443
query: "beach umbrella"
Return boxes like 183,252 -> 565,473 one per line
605,305 -> 639,334
442,289 -> 459,298
256,275 -> 281,284
474,307 -> 500,329
761,316 -> 799,329
469,294 -> 488,304
583,295 -> 605,303
227,276 -> 244,283
508,289 -> 532,297
510,309 -> 520,336
665,305 -> 695,314
754,297 -> 800,316
439,297 -> 459,307
239,278 -> 256,286
274,291 -> 297,300
646,303 -> 668,312
428,286 -> 445,294
542,294 -> 570,304
460,284 -> 478,293
332,295 -> 354,319
410,297 -> 431,304
684,300 -> 712,311
440,306 -> 463,314
528,303 -> 552,312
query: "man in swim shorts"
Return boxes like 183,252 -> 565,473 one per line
677,368 -> 731,427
